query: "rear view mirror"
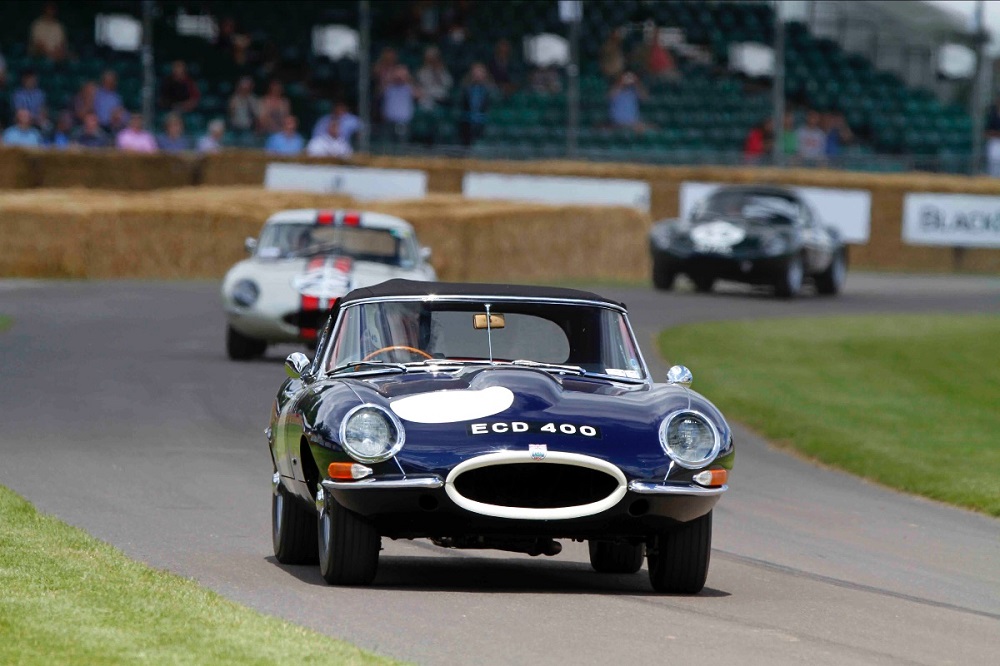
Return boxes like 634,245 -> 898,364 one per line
285,352 -> 311,379
244,237 -> 258,254
473,313 -> 505,330
420,246 -> 432,262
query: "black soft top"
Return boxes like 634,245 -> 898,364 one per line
340,279 -> 625,309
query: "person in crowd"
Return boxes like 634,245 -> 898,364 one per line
824,111 -> 853,160
600,28 -> 626,81
227,76 -> 259,133
13,70 -> 46,124
312,101 -> 360,145
157,113 -> 191,152
306,118 -> 352,158
197,119 -> 226,153
529,66 -> 562,95
74,112 -> 110,148
985,96 -> 1000,177
442,0 -> 471,43
743,118 -> 773,163
608,71 -> 648,131
95,70 -> 125,130
49,110 -> 74,148
215,17 -> 251,63
159,60 -> 201,114
488,38 -> 518,97
257,79 -> 291,135
796,109 -> 827,163
29,2 -> 68,62
781,110 -> 797,158
411,1 -> 441,41
72,80 -> 97,125
107,106 -> 129,135
2,108 -> 43,147
458,62 -> 495,147
381,65 -> 418,142
416,46 -> 453,111
0,67 -> 13,127
633,26 -> 678,82
265,114 -> 304,154
116,113 -> 158,153
372,47 -> 400,95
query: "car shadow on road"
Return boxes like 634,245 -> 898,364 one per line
265,554 -> 731,598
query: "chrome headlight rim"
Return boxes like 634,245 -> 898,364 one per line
231,279 -> 260,307
658,409 -> 721,470
338,403 -> 406,463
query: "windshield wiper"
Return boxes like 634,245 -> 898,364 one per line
510,359 -> 586,375
329,360 -> 407,375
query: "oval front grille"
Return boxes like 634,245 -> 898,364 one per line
453,463 -> 620,509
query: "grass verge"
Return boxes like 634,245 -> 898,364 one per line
658,314 -> 1000,516
0,485 -> 398,665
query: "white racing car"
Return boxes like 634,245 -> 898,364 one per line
222,209 -> 436,360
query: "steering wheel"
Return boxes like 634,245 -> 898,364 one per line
362,345 -> 433,362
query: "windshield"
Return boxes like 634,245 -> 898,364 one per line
324,300 -> 645,380
256,223 -> 414,265
696,191 -> 799,225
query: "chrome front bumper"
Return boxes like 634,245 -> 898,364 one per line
628,481 -> 728,496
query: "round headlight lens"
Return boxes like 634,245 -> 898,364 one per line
339,405 -> 405,463
231,279 -> 259,307
659,411 -> 720,469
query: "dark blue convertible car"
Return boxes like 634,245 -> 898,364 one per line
268,280 -> 734,593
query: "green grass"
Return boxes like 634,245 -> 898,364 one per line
0,315 -> 11,333
0,485 -> 398,665
658,315 -> 1000,516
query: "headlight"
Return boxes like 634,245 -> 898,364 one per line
658,410 -> 720,469
338,405 -> 405,463
231,279 -> 259,307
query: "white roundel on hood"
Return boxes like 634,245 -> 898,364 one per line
690,221 -> 746,249
292,264 -> 351,299
389,386 -> 514,424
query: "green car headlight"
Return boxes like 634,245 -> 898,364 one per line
339,405 -> 405,463
658,410 -> 720,469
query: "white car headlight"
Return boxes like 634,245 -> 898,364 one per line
339,405 -> 405,463
658,410 -> 720,469
231,279 -> 259,307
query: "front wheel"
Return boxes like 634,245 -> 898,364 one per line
647,511 -> 712,594
226,325 -> 267,360
651,256 -> 676,291
589,540 -> 645,574
774,255 -> 804,298
815,249 -> 847,296
691,275 -> 715,293
317,491 -> 380,585
272,478 -> 318,565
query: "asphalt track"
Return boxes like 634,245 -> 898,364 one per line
2,273 -> 999,665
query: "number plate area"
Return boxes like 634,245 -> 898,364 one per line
467,421 -> 602,438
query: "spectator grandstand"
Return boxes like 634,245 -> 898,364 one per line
0,0 -> 984,173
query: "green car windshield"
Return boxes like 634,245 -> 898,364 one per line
325,299 -> 645,381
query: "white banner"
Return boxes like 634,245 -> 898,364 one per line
462,172 -> 651,211
679,182 -> 871,244
902,193 -> 1000,248
264,163 -> 427,200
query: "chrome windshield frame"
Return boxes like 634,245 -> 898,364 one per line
317,294 -> 651,384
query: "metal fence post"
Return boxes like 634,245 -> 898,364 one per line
970,0 -> 988,175
563,1 -> 582,159
771,0 -> 785,167
358,0 -> 371,154
141,0 -> 155,128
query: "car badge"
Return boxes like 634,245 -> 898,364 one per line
529,444 -> 547,461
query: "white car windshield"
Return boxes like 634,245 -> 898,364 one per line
256,223 -> 413,265
325,300 -> 645,381
698,192 -> 799,225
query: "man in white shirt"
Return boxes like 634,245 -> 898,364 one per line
306,119 -> 353,158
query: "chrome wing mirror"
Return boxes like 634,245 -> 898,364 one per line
244,237 -> 258,254
285,352 -> 311,379
419,245 -> 432,262
666,365 -> 693,387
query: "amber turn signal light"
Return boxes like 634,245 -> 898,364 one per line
693,469 -> 728,487
328,462 -> 373,480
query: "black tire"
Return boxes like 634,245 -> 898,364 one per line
589,540 -> 645,574
272,481 -> 318,565
773,254 -> 804,298
226,325 -> 267,360
647,511 -> 712,594
317,492 -> 380,585
815,249 -> 847,296
651,256 -> 676,291
692,275 -> 715,293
